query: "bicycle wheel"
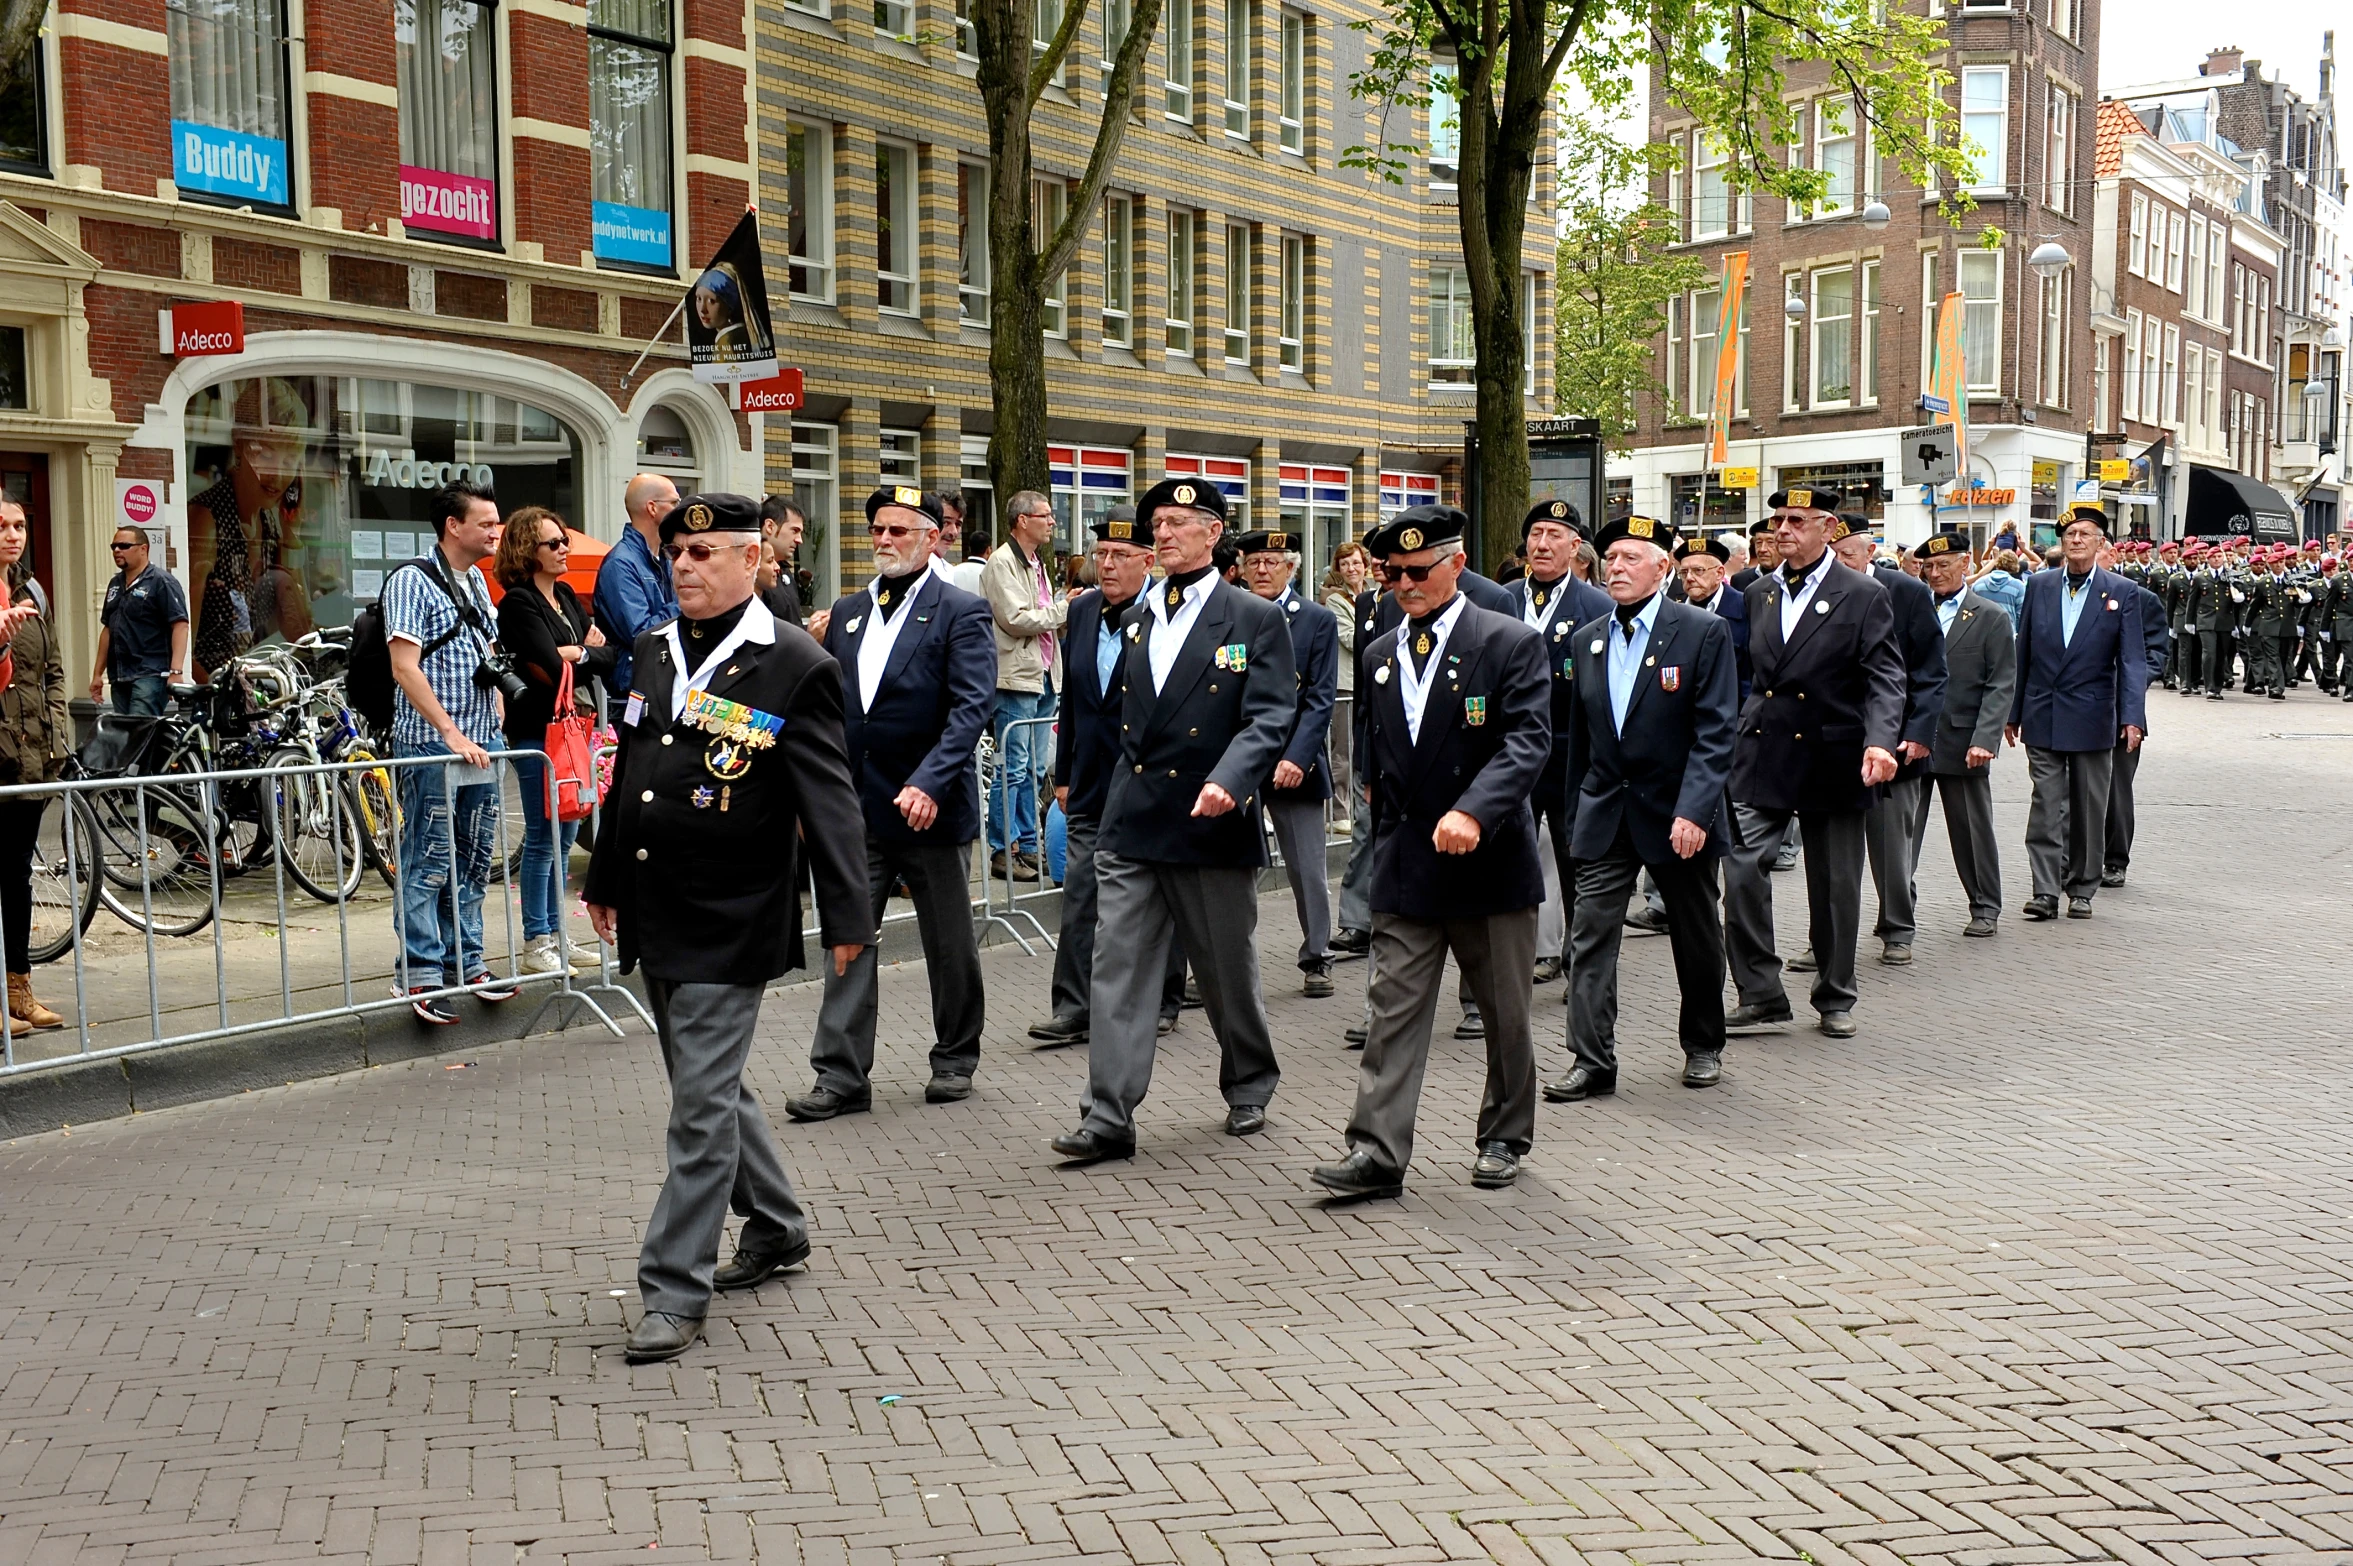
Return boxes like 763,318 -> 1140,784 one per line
25,794 -> 102,966
268,749 -> 366,903
88,780 -> 218,937
344,755 -> 401,888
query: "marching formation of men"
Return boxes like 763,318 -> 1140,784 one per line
585,480 -> 2178,1362
2118,535 -> 2353,702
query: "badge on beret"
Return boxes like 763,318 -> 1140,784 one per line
1787,489 -> 1813,509
892,485 -> 923,507
1399,527 -> 1424,551
1268,532 -> 1289,550
1107,519 -> 1133,540
685,502 -> 714,532
1173,482 -> 1196,505
1629,517 -> 1654,539
1463,697 -> 1487,726
1549,501 -> 1569,519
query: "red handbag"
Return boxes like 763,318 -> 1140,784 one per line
543,659 -> 599,823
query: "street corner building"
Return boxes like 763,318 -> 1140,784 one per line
0,0 -> 767,695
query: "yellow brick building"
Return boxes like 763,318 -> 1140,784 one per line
752,0 -> 1555,598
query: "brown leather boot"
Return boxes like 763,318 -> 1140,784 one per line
8,973 -> 62,1030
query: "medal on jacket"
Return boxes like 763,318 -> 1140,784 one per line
1532,586 -> 1548,612
1167,583 -> 1184,610
1464,696 -> 1488,726
1415,632 -> 1431,658
705,737 -> 755,780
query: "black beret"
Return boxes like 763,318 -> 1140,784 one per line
1675,534 -> 1732,564
1090,504 -> 1146,545
1137,475 -> 1229,526
1916,529 -> 1971,560
1233,528 -> 1300,554
1364,504 -> 1468,558
1750,518 -> 1777,538
1592,513 -> 1677,556
864,484 -> 944,527
1764,488 -> 1837,516
1521,497 -> 1584,539
658,491 -> 761,543
2064,502 -> 2111,532
1829,513 -> 1875,544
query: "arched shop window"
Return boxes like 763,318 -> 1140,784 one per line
181,375 -> 581,676
636,403 -> 700,495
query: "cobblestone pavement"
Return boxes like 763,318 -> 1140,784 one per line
4,692 -> 2352,1565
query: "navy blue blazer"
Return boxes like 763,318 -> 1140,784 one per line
822,572 -> 996,847
1873,561 -> 1949,780
1351,569 -> 1519,758
1692,580 -> 1752,699
1360,602 -> 1550,919
2009,565 -> 2150,753
1562,597 -> 1740,863
1269,587 -> 1338,803
1733,560 -> 1908,814
1052,587 -> 1137,820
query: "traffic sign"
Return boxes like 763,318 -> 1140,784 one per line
1899,424 -> 1958,486
1920,394 -> 1951,414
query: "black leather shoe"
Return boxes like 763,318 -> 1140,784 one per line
1027,1014 -> 1089,1046
2022,895 -> 2059,921
1309,1149 -> 1405,1199
1786,947 -> 1818,973
1725,1001 -> 1794,1032
1225,1105 -> 1267,1136
624,1311 -> 703,1363
1542,1064 -> 1617,1102
1964,917 -> 1998,937
1453,1009 -> 1484,1040
1818,1011 -> 1858,1038
1682,1052 -> 1722,1087
712,1235 -> 811,1291
1302,966 -> 1335,998
1531,955 -> 1565,984
1343,1024 -> 1367,1050
784,1085 -> 871,1121
2067,896 -> 2095,918
925,1074 -> 973,1103
2208,691 -> 2225,700
2100,867 -> 2127,888
1156,1013 -> 1177,1036
1181,977 -> 1204,1009
1470,1141 -> 1519,1188
1050,1127 -> 1135,1164
1879,943 -> 1913,966
1329,927 -> 1371,956
1771,844 -> 1801,872
1623,906 -> 1669,935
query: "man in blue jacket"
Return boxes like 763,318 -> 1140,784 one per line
2102,541 -> 2173,888
1241,528 -> 1341,995
2007,504 -> 2148,920
788,486 -> 997,1116
593,473 -> 682,710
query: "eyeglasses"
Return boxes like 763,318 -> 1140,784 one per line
111,540 -> 142,552
663,540 -> 749,563
870,524 -> 919,540
536,537 -> 569,553
1378,560 -> 1449,584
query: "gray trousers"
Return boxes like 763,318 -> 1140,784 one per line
1347,907 -> 1539,1174
1081,851 -> 1281,1138
640,979 -> 806,1319
809,838 -> 984,1092
1048,811 -> 1104,1024
1336,785 -> 1373,933
1268,799 -> 1334,969
1723,802 -> 1867,1016
2104,740 -> 2140,874
1864,774 -> 1928,947
1916,768 -> 2002,921
1536,830 -> 1565,955
1567,836 -> 1725,1073
2025,745 -> 2113,900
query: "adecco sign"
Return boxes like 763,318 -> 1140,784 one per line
731,368 -> 805,413
156,301 -> 246,358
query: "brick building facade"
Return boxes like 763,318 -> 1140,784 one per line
0,0 -> 763,685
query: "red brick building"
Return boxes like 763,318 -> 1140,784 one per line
0,0 -> 760,682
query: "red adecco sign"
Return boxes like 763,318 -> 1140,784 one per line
732,369 -> 805,413
157,301 -> 245,357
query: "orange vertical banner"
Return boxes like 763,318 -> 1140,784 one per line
1931,290 -> 1969,476
1707,251 -> 1749,467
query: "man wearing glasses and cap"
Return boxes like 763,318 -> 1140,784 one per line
1719,488 -> 1906,1041
1050,477 -> 1297,1163
786,485 -> 997,1122
584,493 -> 874,1364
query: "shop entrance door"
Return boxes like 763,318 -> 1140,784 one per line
0,453 -> 53,605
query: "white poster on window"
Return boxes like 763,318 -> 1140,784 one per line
381,530 -> 418,561
351,569 -> 385,599
350,530 -> 384,561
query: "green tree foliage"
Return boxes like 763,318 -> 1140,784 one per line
1553,133 -> 1709,443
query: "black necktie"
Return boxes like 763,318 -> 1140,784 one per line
874,577 -> 907,619
1782,561 -> 1810,591
1407,615 -> 1441,677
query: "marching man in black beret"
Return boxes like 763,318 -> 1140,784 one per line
1310,508 -> 1550,1198
584,493 -> 875,1364
1508,498 -> 1610,983
1238,527 -> 1341,996
1051,477 -> 1298,1163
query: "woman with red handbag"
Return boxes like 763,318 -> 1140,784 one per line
494,507 -> 617,975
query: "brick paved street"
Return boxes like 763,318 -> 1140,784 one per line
3,693 -> 2352,1565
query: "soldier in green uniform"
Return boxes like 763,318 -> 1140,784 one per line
2328,557 -> 2353,701
2188,543 -> 2231,700
2248,547 -> 2290,699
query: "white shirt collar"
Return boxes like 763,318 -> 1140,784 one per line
661,599 -> 775,717
1149,568 -> 1219,624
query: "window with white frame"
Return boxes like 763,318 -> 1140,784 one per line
787,121 -> 834,301
1035,179 -> 1069,335
1050,445 -> 1134,543
1166,209 -> 1196,354
171,0 -> 296,207
1428,63 -> 1459,188
1033,0 -> 1065,82
1277,463 -> 1350,563
2167,209 -> 2186,292
2094,333 -> 2110,429
1430,265 -> 1473,387
1102,195 -> 1135,347
1279,233 -> 1306,371
1692,133 -> 1729,239
2128,192 -> 2148,277
954,0 -> 975,51
1812,266 -> 1853,405
2122,306 -> 2143,420
2038,268 -> 2069,407
1814,98 -> 1856,218
0,1 -> 49,174
1689,287 -> 1718,420
1665,133 -> 1686,239
1522,271 -> 1537,396
1860,259 -> 1880,404
2142,313 -> 2162,418
1378,471 -> 1439,517
1960,67 -> 2008,192
1665,295 -> 1684,413
875,0 -> 911,38
2206,220 -> 2226,322
1100,0 -> 1129,93
876,139 -> 915,314
2258,274 -> 2271,362
2205,346 -> 2222,437
2184,342 -> 2204,443
1919,251 -> 1938,395
1782,277 -> 1801,411
2186,217 -> 2208,318
1959,247 -> 2000,392
1733,293 -> 1750,415
397,0 -> 499,243
587,1 -> 674,266
1164,0 -> 1193,120
1278,10 -> 1304,154
2232,262 -> 2247,356
2043,85 -> 2073,213
879,427 -> 920,486
791,420 -> 839,599
2049,0 -> 2076,40
1223,0 -> 1249,139
1224,222 -> 1252,361
958,161 -> 990,323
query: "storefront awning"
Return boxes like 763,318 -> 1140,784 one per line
2185,464 -> 2300,542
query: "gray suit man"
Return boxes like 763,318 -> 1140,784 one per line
1912,533 -> 2016,936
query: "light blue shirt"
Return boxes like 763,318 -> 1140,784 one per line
1936,591 -> 1963,635
1607,591 -> 1662,735
1095,597 -> 1128,695
2059,571 -> 2095,646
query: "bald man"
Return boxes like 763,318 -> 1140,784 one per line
593,472 -> 684,705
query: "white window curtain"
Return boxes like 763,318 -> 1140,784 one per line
588,1 -> 673,223
396,0 -> 497,182
167,0 -> 290,142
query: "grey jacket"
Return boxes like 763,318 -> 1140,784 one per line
1928,585 -> 2017,777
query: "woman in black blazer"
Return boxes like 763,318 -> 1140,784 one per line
493,507 -> 617,974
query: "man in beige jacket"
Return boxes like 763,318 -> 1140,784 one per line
981,489 -> 1068,880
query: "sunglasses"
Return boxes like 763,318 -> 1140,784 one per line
870,524 -> 920,540
535,536 -> 569,552
111,540 -> 143,552
1378,560 -> 1448,583
663,540 -> 749,563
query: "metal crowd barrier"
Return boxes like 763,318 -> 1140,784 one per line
0,746 -> 648,1077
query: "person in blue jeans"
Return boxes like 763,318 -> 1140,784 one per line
494,505 -> 616,974
979,490 -> 1067,880
386,480 -> 517,1025
90,525 -> 188,717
